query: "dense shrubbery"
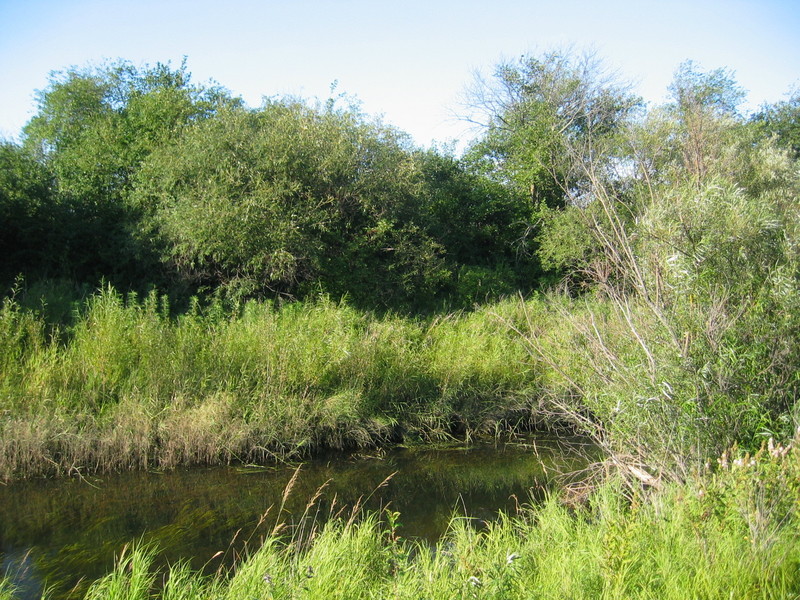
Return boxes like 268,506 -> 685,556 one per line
518,61 -> 800,477
2,60 -> 541,310
2,49 -> 800,599
2,52 -> 799,478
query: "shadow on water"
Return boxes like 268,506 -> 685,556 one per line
0,434 -> 593,599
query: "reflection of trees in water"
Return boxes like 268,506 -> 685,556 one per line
0,436 -> 590,600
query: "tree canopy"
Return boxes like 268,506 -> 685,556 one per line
2,53 -> 797,314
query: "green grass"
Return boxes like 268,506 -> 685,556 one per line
1,273 -> 797,482
0,580 -> 16,600
0,287 -> 542,479
8,439 -> 797,599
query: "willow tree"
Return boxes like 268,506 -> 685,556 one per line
464,50 -> 639,207
133,100 -> 450,307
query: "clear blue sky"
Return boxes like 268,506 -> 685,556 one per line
1,0 -> 798,148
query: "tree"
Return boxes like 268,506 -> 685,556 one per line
410,148 -> 542,301
535,61 -> 800,471
463,49 -> 639,208
20,59 -> 239,287
24,59 -> 236,201
630,63 -> 796,197
752,90 -> 800,159
666,61 -> 746,185
134,99 -> 450,308
460,50 -> 640,290
0,142 -> 56,282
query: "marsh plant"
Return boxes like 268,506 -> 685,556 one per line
5,436 -> 797,599
0,289 -> 541,479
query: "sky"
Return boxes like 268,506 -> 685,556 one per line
1,0 -> 798,149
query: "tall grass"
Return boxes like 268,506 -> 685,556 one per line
7,437 -> 798,599
0,580 -> 16,600
0,286 -> 542,479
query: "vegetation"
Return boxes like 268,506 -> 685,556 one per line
13,438 -> 799,599
2,49 -> 800,597
4,59 -> 540,309
0,288 -> 543,479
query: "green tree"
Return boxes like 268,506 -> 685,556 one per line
412,149 -> 540,301
21,59 -> 238,287
24,59 -> 235,201
464,50 -> 639,208
531,62 -> 800,471
752,90 -> 800,159
628,63 -> 796,197
134,99 -> 450,308
461,50 -> 640,287
0,142 -> 56,282
666,61 -> 746,186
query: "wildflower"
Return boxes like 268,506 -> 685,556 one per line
718,451 -> 729,469
768,437 -> 792,458
468,576 -> 482,588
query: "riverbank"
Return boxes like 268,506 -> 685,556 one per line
3,438 -> 797,599
3,285 -> 800,597
0,437 -> 592,600
1,288 -> 555,480
1,280 -> 796,481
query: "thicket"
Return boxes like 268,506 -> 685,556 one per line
487,56 -> 800,479
2,49 -> 800,599
2,60 -> 538,310
2,52 -> 799,480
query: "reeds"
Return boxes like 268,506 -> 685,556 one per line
0,287 -> 542,479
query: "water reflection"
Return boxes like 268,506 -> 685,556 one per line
0,435 -> 590,599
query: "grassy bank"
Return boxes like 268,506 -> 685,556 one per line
1,274 -> 798,481
3,437 -> 798,599
0,286 -> 546,480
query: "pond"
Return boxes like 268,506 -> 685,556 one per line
0,435 -> 591,600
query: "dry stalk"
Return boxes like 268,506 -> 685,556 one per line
272,464 -> 303,536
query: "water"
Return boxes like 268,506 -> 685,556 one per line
0,435 -> 590,599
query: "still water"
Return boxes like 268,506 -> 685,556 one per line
0,435 -> 589,599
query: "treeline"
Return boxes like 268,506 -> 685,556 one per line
1,60 -> 544,310
2,55 -> 798,312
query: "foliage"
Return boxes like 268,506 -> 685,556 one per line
10,58 -> 519,308
0,143 -> 56,282
2,51 -> 800,480
413,149 -> 540,288
464,50 -> 639,206
0,288 -> 539,479
4,48 -> 800,600
752,89 -> 800,159
510,60 -> 800,477
23,59 -> 235,201
134,100 -> 522,308
12,60 -> 239,288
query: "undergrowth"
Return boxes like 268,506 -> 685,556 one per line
0,287 -> 539,479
